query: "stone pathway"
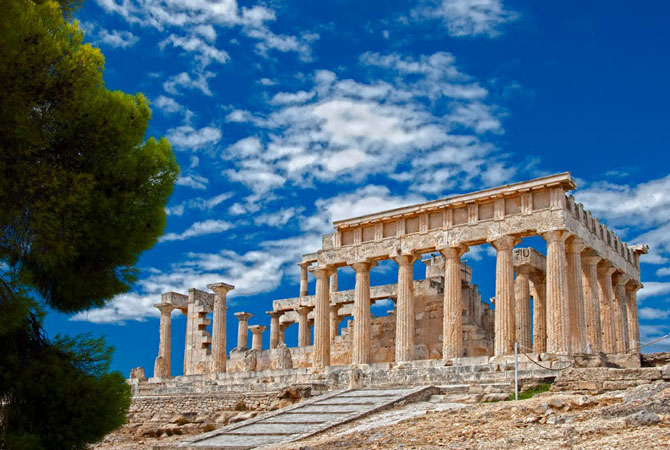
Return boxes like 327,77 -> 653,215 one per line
165,387 -> 434,450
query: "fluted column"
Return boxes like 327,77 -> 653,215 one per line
249,325 -> 266,351
279,322 -> 290,345
597,262 -> 617,353
490,235 -> 521,356
296,306 -> 311,347
330,270 -> 338,293
297,262 -> 311,297
267,310 -> 283,349
329,304 -> 339,343
234,312 -> 253,350
514,269 -> 532,351
310,266 -> 334,369
565,238 -> 587,353
154,303 -> 174,378
351,261 -> 373,365
542,231 -> 570,354
440,244 -> 469,359
208,282 -> 234,374
393,253 -> 417,362
612,273 -> 630,353
529,276 -> 547,353
581,252 -> 602,352
625,282 -> 641,352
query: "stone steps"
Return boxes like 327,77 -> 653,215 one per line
161,386 -> 435,449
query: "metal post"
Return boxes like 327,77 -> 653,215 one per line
514,341 -> 519,401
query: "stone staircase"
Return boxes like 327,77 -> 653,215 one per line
162,387 -> 435,450
430,382 -> 513,403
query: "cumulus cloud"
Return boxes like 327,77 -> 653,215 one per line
417,0 -> 518,38
153,95 -> 184,114
98,29 -> 139,48
639,307 -> 670,320
175,174 -> 209,190
163,71 -> 215,96
166,193 -> 234,216
167,125 -> 222,150
159,220 -> 234,242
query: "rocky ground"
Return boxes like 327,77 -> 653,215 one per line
93,381 -> 670,449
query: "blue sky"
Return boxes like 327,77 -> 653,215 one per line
44,0 -> 670,376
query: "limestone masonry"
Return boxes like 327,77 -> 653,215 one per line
137,172 -> 650,388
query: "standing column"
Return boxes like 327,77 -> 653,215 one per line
490,235 -> 520,356
393,253 -> 417,362
542,231 -> 571,354
279,322 -> 290,345
154,303 -> 174,378
249,325 -> 266,351
530,276 -> 547,353
565,238 -> 587,353
329,304 -> 340,343
351,261 -> 373,365
208,282 -> 234,374
267,311 -> 283,349
234,312 -> 253,350
514,269 -> 532,351
296,306 -> 311,347
297,262 -> 311,297
581,252 -> 602,352
612,273 -> 630,353
440,244 -> 469,359
330,270 -> 338,293
625,282 -> 642,352
597,262 -> 617,353
310,266 -> 333,369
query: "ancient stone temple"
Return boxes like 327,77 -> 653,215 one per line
149,172 -> 648,382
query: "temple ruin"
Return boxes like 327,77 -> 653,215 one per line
147,172 -> 649,385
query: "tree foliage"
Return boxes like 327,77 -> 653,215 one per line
0,0 -> 179,448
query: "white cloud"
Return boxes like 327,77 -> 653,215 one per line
638,281 -> 670,300
254,207 -> 304,227
98,28 -> 139,48
417,0 -> 518,38
639,324 -> 670,352
159,220 -> 234,242
656,267 -> 670,277
161,34 -> 229,68
153,95 -> 183,114
271,90 -> 315,105
175,174 -> 209,190
166,192 -> 234,216
639,307 -> 670,320
167,125 -> 222,150
163,71 -> 215,96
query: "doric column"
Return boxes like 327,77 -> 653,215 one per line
597,262 -> 617,353
625,282 -> 642,352
296,306 -> 311,347
393,253 -> 417,362
154,303 -> 174,378
249,325 -> 266,351
279,322 -> 290,344
330,270 -> 338,293
490,235 -> 521,356
351,261 -> 373,365
208,282 -> 234,374
565,238 -> 587,353
529,275 -> 547,353
234,312 -> 253,350
612,273 -> 630,353
297,261 -> 311,297
267,310 -> 283,349
541,231 -> 570,354
329,304 -> 339,343
310,266 -> 334,369
439,244 -> 469,359
514,268 -> 532,351
581,251 -> 602,352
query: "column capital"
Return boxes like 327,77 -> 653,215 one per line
296,306 -> 311,316
234,311 -> 253,321
488,234 -> 521,251
279,321 -> 291,331
350,259 -> 376,272
297,261 -> 312,269
308,265 -> 335,279
391,251 -> 418,266
207,282 -> 235,296
613,272 -> 631,287
565,236 -> 586,254
249,325 -> 267,334
438,243 -> 469,258
155,303 -> 175,314
266,310 -> 283,319
540,230 -> 570,244
625,280 -> 643,293
581,250 -> 602,266
597,261 -> 616,277
329,303 -> 340,313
